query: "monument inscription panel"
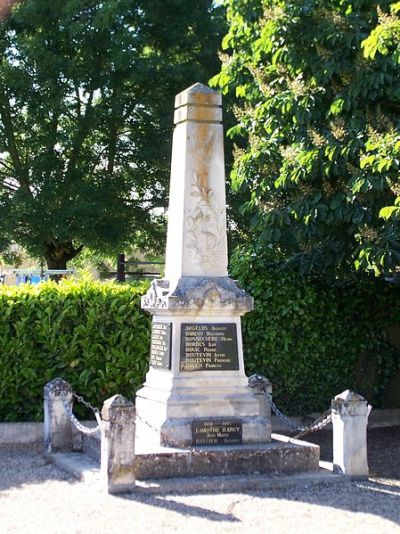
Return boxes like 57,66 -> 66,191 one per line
192,419 -> 242,446
180,323 -> 239,371
150,322 -> 172,369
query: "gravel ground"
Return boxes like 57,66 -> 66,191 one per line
1,427 -> 399,534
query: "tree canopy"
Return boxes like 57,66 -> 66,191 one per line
0,0 -> 224,268
214,0 -> 400,276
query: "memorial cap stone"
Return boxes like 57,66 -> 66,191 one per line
334,390 -> 366,402
174,82 -> 222,108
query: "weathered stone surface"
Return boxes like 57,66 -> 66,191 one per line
43,378 -> 73,454
174,104 -> 223,125
150,415 -> 270,448
101,395 -> 136,494
44,378 -> 73,399
101,394 -> 134,423
164,83 -> 227,280
142,276 -> 253,313
248,374 -> 272,425
81,430 -> 320,481
331,389 -> 369,478
174,82 -> 222,109
133,438 -> 319,480
248,374 -> 273,395
334,389 -> 365,403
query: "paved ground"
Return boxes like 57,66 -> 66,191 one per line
0,427 -> 399,534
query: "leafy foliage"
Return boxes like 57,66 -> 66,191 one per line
0,279 -> 151,421
213,0 -> 400,275
362,2 -> 400,60
232,246 -> 400,413
0,0 -> 224,268
1,270 -> 400,420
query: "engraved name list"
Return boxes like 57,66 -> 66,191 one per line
150,322 -> 172,369
180,323 -> 239,371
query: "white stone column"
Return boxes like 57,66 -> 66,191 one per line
136,83 -> 270,448
43,378 -> 73,453
101,395 -> 136,494
331,389 -> 369,478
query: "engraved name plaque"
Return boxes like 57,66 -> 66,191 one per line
192,419 -> 243,446
180,323 -> 239,372
150,322 -> 172,369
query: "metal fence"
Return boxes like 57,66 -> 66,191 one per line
115,253 -> 163,282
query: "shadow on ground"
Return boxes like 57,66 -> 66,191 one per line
1,427 -> 399,528
115,476 -> 400,528
0,443 -> 74,492
118,492 -> 240,523
116,425 -> 400,527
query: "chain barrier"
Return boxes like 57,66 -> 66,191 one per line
62,396 -> 101,435
265,393 -> 332,439
61,385 -> 332,443
293,411 -> 332,440
72,392 -> 100,415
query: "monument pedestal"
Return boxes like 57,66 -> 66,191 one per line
136,84 -> 271,449
136,276 -> 271,447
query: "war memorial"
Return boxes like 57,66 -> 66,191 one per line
43,84 -> 369,493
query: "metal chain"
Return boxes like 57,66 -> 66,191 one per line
63,386 -> 332,442
72,392 -> 99,415
293,411 -> 332,440
62,399 -> 101,435
265,393 -> 332,438
266,394 -> 305,431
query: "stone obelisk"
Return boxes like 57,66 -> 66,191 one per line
136,83 -> 270,447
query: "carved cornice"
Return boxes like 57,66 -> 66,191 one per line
141,276 -> 253,313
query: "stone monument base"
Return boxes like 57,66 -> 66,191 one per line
134,436 -> 319,480
135,413 -> 271,449
81,431 -> 320,481
135,372 -> 271,447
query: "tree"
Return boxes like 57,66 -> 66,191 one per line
213,0 -> 400,276
361,3 -> 400,272
0,0 -> 224,268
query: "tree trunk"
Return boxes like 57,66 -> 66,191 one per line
44,241 -> 83,279
0,0 -> 20,22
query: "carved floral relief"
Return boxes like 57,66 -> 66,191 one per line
186,171 -> 225,268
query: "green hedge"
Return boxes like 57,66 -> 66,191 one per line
231,247 -> 400,414
2,261 -> 400,422
0,279 -> 151,421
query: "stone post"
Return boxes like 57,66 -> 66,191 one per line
248,374 -> 273,424
43,378 -> 73,453
331,389 -> 369,478
101,395 -> 136,494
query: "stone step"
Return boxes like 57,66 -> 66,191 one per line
48,451 -> 341,494
81,432 -> 319,480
